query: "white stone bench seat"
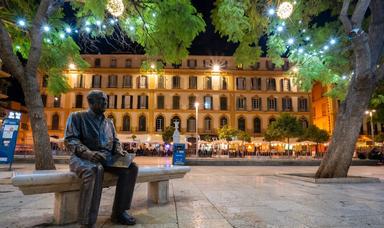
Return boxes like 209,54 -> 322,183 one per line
11,165 -> 190,224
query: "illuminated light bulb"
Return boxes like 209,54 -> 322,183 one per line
54,97 -> 59,101
68,63 -> 76,70
17,19 -> 26,27
212,64 -> 220,72
110,19 -> 115,24
102,25 -> 106,29
129,26 -> 135,31
85,27 -> 91,33
277,2 -> 294,19
298,48 -> 304,53
292,66 -> 299,73
150,63 -> 155,69
323,45 -> 329,51
299,20 -> 302,24
15,45 -> 21,49
287,38 -> 295,45
330,39 -> 336,45
305,36 -> 310,41
302,29 -> 306,33
277,26 -> 284,32
106,0 -> 125,17
341,75 -> 347,80
96,20 -> 102,26
65,27 -> 72,33
268,8 -> 275,16
43,25 -> 50,32
152,12 -> 156,17
59,32 -> 65,39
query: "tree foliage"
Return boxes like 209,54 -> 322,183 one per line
217,125 -> 238,141
264,113 -> 303,143
237,130 -> 251,143
162,126 -> 175,144
299,125 -> 330,144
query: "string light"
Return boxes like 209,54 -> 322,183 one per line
305,36 -> 311,41
287,38 -> 295,45
96,20 -> 102,26
59,32 -> 65,39
106,0 -> 125,17
277,25 -> 284,32
43,25 -> 50,32
65,27 -> 72,33
277,2 -> 294,19
268,8 -> 276,16
330,39 -> 336,45
85,27 -> 91,33
17,19 -> 26,27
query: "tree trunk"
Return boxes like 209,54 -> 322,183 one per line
316,75 -> 375,178
22,72 -> 55,170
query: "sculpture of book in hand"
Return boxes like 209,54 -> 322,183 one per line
106,153 -> 135,168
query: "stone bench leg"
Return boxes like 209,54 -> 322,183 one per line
147,180 -> 169,204
54,191 -> 79,225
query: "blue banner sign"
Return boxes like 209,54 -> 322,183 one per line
0,117 -> 20,165
172,143 -> 186,165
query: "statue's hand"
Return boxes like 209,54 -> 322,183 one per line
89,151 -> 106,163
117,150 -> 128,157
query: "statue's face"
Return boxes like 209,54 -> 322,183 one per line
89,93 -> 107,115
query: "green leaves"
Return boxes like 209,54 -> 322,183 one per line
264,113 -> 303,142
299,125 -> 330,143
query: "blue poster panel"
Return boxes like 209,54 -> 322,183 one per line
0,118 -> 20,164
172,143 -> 186,165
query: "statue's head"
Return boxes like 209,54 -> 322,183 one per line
87,90 -> 107,115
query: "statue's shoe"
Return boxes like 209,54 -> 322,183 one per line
111,211 -> 136,225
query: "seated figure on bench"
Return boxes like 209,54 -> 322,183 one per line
64,90 -> 138,228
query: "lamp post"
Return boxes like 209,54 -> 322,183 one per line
365,109 -> 376,146
195,102 -> 199,157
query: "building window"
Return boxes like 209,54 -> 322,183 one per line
187,117 -> 196,132
107,95 -> 117,109
110,58 -> 117,67
41,94 -> 47,107
123,75 -> 132,88
53,95 -> 61,108
42,75 -> 48,87
172,95 -> 180,109
94,58 -> 101,67
137,75 -> 148,89
266,78 -> 276,91
220,96 -> 228,110
236,77 -> 246,90
204,96 -> 213,110
253,118 -> 261,133
221,77 -> 228,90
188,95 -> 196,109
267,97 -> 277,111
189,76 -> 197,89
237,97 -> 246,110
75,94 -> 83,108
108,75 -> 118,88
282,97 -> 293,111
266,61 -> 275,70
298,97 -> 308,112
205,77 -> 212,90
138,115 -> 146,132
75,74 -> 84,88
252,97 -> 262,110
172,76 -> 181,89
157,95 -> 165,109
137,95 -> 148,109
122,115 -> 130,131
204,116 -> 212,131
172,63 -> 181,69
251,77 -> 262,90
156,116 -> 164,132
121,95 -> 133,109
301,118 -> 309,129
52,113 -> 59,130
92,75 -> 101,88
238,117 -> 246,131
187,59 -> 197,68
158,75 -> 165,89
220,116 -> 228,128
280,79 -> 291,91
171,116 -> 181,130
125,59 -> 132,68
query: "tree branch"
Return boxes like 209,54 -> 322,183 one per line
368,0 -> 384,66
0,19 -> 24,81
339,0 -> 352,33
25,0 -> 63,76
351,0 -> 371,29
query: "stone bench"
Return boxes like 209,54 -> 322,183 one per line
11,165 -> 190,224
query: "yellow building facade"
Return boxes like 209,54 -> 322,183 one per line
37,54 -> 311,143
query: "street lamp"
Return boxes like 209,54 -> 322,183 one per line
195,102 -> 199,157
365,109 -> 376,146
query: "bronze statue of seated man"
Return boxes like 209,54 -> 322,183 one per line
64,90 -> 138,227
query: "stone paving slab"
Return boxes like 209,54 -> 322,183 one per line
0,163 -> 384,227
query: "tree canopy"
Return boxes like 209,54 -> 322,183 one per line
263,113 -> 303,143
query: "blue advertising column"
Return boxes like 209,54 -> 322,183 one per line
0,114 -> 21,170
172,143 -> 186,165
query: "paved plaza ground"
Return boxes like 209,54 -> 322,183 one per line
0,157 -> 383,227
